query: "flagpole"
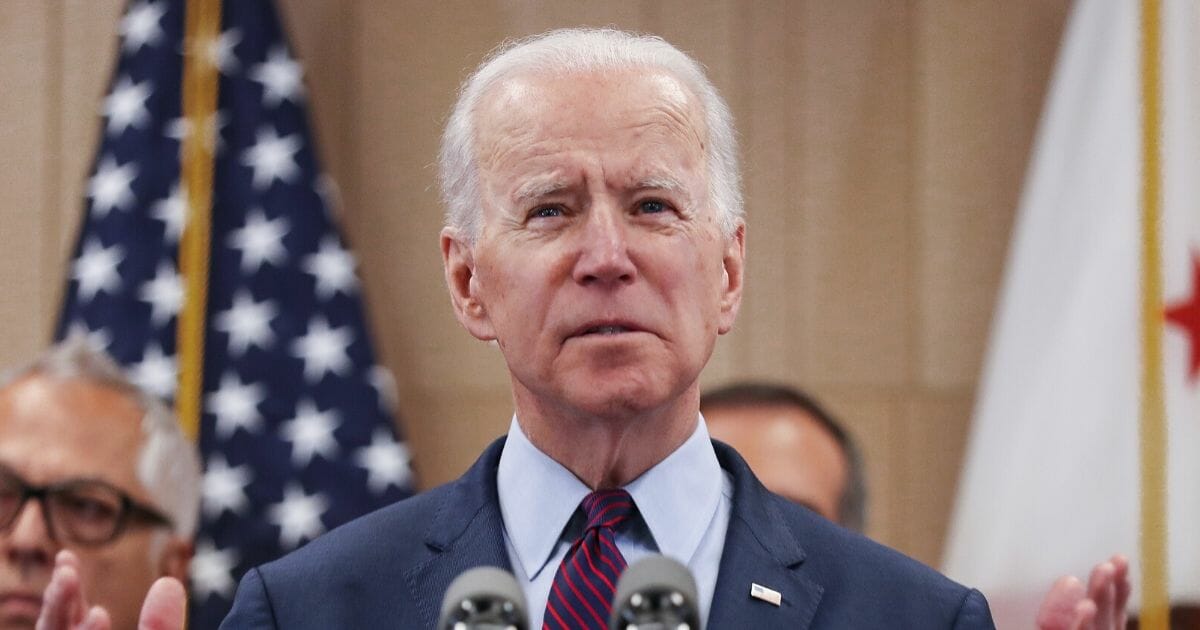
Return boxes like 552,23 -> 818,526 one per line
177,0 -> 222,443
1138,0 -> 1168,627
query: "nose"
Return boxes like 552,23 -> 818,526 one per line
572,205 -> 637,287
2,501 -> 56,576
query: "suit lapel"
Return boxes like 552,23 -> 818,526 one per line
707,441 -> 824,629
402,438 -> 513,628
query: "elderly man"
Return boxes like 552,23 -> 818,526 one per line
702,382 -> 867,531
40,27 -> 1125,630
214,27 -> 991,628
0,339 -> 199,629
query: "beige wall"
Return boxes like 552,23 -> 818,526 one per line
0,1 -> 1070,567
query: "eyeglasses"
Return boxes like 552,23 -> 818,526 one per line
0,464 -> 173,546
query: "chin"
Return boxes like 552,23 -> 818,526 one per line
561,373 -> 674,419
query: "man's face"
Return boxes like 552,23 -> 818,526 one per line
704,404 -> 849,523
444,69 -> 744,420
0,374 -> 178,630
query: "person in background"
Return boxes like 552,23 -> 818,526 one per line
702,382 -> 866,531
702,381 -> 1130,630
0,338 -> 200,629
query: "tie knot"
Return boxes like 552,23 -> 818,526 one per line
580,489 -> 635,531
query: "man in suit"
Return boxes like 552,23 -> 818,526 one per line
35,27 -> 1123,630
216,27 -> 994,628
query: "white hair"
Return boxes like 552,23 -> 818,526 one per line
0,336 -> 202,539
438,27 -> 743,241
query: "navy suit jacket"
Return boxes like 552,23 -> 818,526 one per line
220,438 -> 994,628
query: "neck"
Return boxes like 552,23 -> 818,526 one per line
512,386 -> 700,489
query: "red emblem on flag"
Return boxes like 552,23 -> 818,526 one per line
1165,253 -> 1200,381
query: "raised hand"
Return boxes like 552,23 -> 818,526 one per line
1036,555 -> 1130,630
35,550 -> 186,630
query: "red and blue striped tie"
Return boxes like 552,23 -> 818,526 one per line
543,489 -> 636,630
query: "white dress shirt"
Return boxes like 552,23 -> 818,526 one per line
496,414 -> 733,628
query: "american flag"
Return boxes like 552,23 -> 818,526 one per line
54,1 -> 415,627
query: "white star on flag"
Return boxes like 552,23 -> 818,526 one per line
249,45 -> 305,107
64,323 -> 112,353
354,428 -> 412,494
368,365 -> 399,414
227,209 -> 289,273
214,289 -> 278,355
241,126 -> 301,190
103,76 -> 152,135
206,372 -> 266,438
165,111 -> 227,153
119,1 -> 166,53
190,540 -> 238,601
268,484 -> 329,549
280,399 -> 340,466
87,157 -> 138,216
138,261 -> 183,325
201,454 -> 252,519
128,344 -> 176,400
72,239 -> 124,300
291,316 -> 354,383
151,182 -> 187,242
204,28 -> 242,74
302,236 -> 357,299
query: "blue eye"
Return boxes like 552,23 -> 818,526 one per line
638,200 -> 667,214
530,206 -> 563,219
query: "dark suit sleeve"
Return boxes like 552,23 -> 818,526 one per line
952,588 -> 996,630
219,567 -> 279,629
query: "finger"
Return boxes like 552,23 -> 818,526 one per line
78,606 -> 111,630
1086,561 -> 1116,628
1069,599 -> 1097,630
1037,575 -> 1087,630
137,577 -> 187,630
54,550 -> 81,573
36,564 -> 83,630
51,551 -> 88,625
1109,555 -> 1131,627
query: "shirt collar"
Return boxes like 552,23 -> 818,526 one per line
497,416 -> 592,580
624,415 -> 723,566
496,415 -> 724,578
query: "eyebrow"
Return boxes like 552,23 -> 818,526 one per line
633,175 -> 688,196
510,174 -> 692,206
512,178 -> 571,205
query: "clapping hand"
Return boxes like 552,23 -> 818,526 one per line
1036,555 -> 1130,630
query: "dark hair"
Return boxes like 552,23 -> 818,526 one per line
701,382 -> 867,531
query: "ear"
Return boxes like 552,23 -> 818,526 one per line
716,222 -> 745,335
441,227 -> 497,341
157,537 -> 192,581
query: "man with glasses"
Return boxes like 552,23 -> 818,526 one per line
0,338 -> 200,629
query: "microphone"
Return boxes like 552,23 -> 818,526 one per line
609,555 -> 702,630
438,566 -> 529,630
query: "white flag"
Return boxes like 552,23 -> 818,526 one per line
942,0 -> 1200,627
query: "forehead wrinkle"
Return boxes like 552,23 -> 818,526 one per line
512,176 -> 571,205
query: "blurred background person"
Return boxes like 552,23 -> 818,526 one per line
701,381 -> 866,532
0,338 -> 200,629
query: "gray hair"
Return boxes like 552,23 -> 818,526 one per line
438,27 -> 743,241
0,336 -> 202,538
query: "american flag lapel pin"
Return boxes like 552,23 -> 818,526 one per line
750,583 -> 782,606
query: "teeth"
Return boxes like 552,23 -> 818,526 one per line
589,325 -> 628,335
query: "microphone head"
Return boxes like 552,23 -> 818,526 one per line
609,555 -> 701,630
438,565 -> 529,630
